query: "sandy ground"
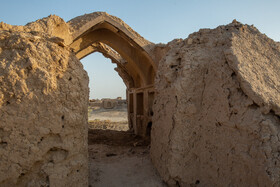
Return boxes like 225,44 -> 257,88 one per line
89,120 -> 129,131
88,106 -> 128,122
88,104 -> 129,131
88,129 -> 166,187
88,105 -> 166,186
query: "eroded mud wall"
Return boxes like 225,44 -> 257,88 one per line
151,21 -> 280,186
0,17 -> 89,186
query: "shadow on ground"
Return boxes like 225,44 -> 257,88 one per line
88,129 -> 166,187
88,129 -> 150,146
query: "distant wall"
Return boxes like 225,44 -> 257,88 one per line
89,98 -> 127,109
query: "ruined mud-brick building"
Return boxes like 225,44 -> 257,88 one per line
0,12 -> 279,186
89,97 -> 127,109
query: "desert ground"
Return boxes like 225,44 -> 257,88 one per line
88,104 -> 166,187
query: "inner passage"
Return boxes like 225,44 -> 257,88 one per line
80,53 -> 163,186
81,52 -> 129,131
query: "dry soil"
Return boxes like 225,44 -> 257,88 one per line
88,129 -> 166,187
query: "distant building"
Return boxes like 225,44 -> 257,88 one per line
89,97 -> 126,109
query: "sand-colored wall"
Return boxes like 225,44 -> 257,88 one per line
151,21 -> 280,186
0,16 -> 89,186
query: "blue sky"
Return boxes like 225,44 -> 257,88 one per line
1,0 -> 279,99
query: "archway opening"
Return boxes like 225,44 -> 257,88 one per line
80,51 -> 157,186
69,12 -> 160,186
69,12 -> 157,137
81,52 -> 129,131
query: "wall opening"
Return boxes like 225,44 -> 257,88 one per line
70,17 -> 157,137
68,12 -> 159,186
81,52 -> 129,131
148,91 -> 155,117
128,93 -> 134,129
136,92 -> 144,115
136,92 -> 144,134
82,52 -> 155,187
146,122 -> 152,137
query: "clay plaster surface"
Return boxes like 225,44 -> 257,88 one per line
0,16 -> 88,186
151,21 -> 280,186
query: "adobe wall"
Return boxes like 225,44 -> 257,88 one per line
150,21 -> 280,186
0,16 -> 89,186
